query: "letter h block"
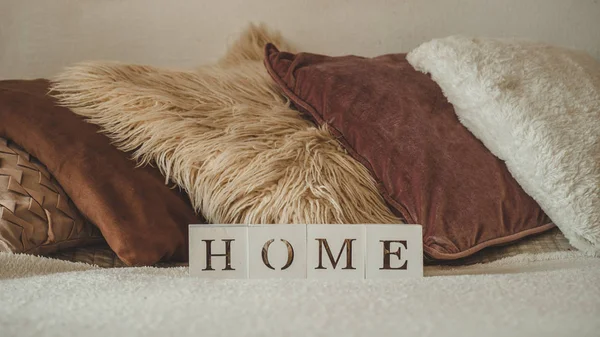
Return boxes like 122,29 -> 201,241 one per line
189,225 -> 248,278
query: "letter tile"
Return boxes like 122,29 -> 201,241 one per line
248,224 -> 307,279
306,224 -> 365,279
365,224 -> 423,279
189,225 -> 248,278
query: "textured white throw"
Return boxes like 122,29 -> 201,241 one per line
1,252 -> 599,337
407,36 -> 600,256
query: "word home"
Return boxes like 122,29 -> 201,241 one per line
189,224 -> 423,279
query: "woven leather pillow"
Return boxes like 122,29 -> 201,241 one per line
0,137 -> 104,254
264,44 -> 553,259
0,79 -> 204,266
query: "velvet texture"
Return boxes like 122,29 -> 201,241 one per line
264,44 -> 553,259
0,79 -> 204,266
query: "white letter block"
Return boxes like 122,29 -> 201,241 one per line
189,224 -> 423,279
248,224 -> 307,279
306,224 -> 365,280
365,224 -> 423,279
189,225 -> 248,278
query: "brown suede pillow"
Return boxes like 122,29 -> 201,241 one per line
0,79 -> 204,266
264,44 -> 554,260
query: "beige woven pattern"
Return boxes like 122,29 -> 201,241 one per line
48,227 -> 572,268
426,227 -> 573,266
49,245 -> 186,268
49,245 -> 128,267
0,137 -> 104,254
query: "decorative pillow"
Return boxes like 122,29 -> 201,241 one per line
51,24 -> 399,228
0,79 -> 204,266
0,138 -> 104,254
264,44 -> 553,259
407,36 -> 600,256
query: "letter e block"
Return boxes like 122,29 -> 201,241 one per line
365,224 -> 423,279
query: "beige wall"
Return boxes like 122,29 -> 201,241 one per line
1,0 -> 599,79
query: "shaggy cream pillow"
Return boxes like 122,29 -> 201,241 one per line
408,36 -> 600,255
52,24 -> 399,225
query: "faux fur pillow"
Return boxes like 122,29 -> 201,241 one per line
52,24 -> 399,225
408,36 -> 600,256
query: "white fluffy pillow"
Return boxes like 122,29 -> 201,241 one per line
407,36 -> 600,256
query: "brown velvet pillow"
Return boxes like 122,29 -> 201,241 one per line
0,79 -> 204,266
264,44 -> 554,260
0,137 -> 105,254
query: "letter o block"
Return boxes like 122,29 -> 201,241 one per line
248,224 -> 307,279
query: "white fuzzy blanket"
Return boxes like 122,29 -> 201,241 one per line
2,252 -> 599,337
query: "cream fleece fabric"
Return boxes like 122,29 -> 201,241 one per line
408,36 -> 600,256
51,24 -> 399,226
1,251 -> 599,337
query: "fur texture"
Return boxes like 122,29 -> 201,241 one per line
51,24 -> 400,225
218,23 -> 295,67
408,36 -> 600,256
